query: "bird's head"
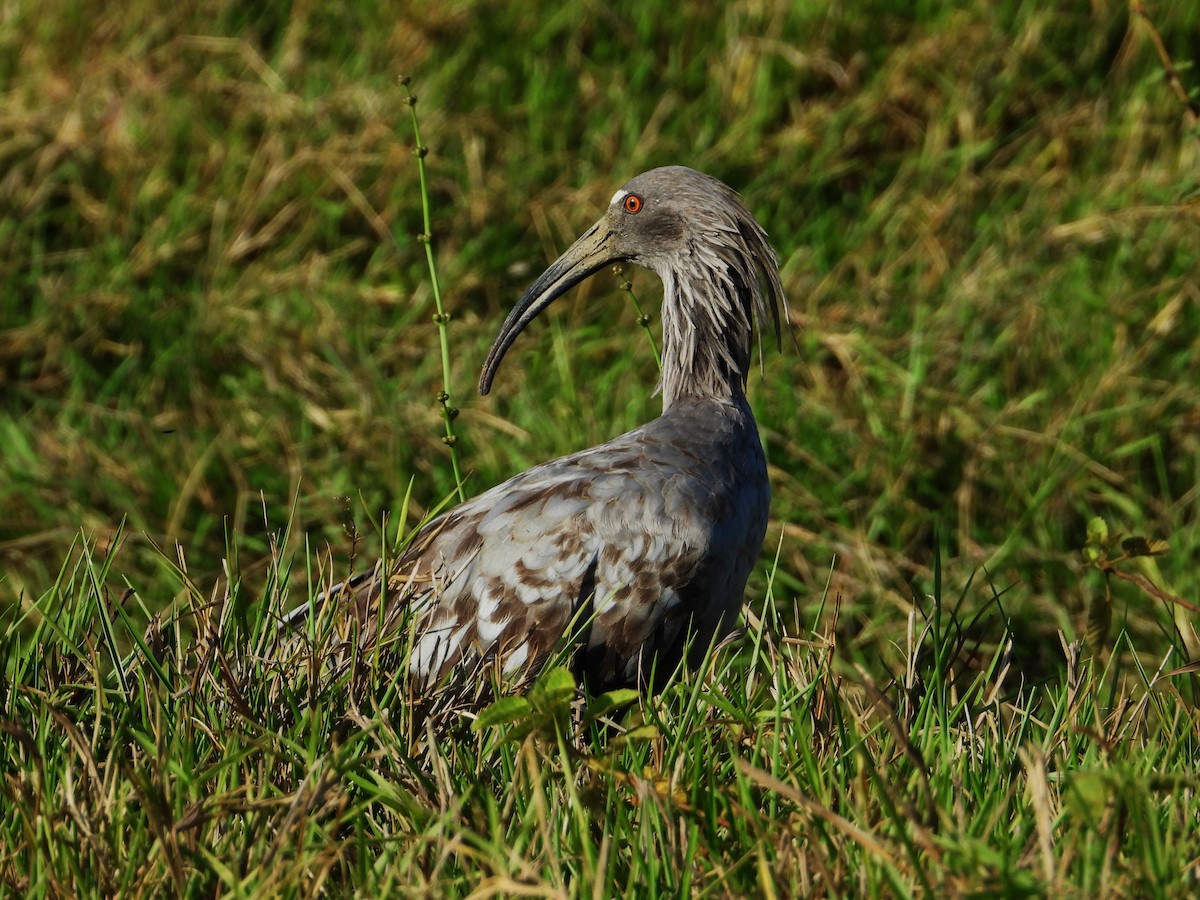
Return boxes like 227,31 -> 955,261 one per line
480,166 -> 783,395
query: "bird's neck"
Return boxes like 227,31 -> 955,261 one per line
658,265 -> 755,410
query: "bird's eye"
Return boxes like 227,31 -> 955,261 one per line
623,194 -> 643,214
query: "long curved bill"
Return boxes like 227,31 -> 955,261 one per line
479,219 -> 622,395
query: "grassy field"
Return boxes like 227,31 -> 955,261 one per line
3,0 -> 1199,894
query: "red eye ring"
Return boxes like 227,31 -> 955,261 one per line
623,194 -> 643,214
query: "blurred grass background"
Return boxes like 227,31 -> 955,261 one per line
1,0 -> 1197,670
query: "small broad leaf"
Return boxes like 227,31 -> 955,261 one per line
584,688 -> 640,722
611,723 -> 660,749
1086,516 -> 1109,547
529,666 -> 576,709
472,696 -> 532,732
1063,770 -> 1118,822
498,719 -> 537,746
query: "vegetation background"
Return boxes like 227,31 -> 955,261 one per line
2,0 -> 1198,895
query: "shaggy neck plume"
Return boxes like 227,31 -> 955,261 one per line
658,259 -> 756,410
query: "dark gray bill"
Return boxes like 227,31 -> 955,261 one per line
479,220 -> 623,395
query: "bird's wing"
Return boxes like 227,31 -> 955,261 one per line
290,439 -> 716,688
420,450 -> 722,686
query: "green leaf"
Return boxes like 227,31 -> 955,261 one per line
502,719 -> 536,745
529,665 -> 576,709
1086,516 -> 1109,547
584,688 -> 641,722
472,696 -> 532,732
611,723 -> 660,749
1063,770 -> 1118,821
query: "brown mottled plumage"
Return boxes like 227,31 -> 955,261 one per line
284,166 -> 786,692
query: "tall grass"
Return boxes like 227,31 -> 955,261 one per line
3,527 -> 1198,894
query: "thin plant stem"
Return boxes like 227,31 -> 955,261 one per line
400,76 -> 466,503
613,265 -> 661,368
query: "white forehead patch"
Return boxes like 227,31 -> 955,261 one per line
610,189 -> 628,207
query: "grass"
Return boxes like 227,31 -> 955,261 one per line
3,0 -> 1200,894
5,532 -> 1199,895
